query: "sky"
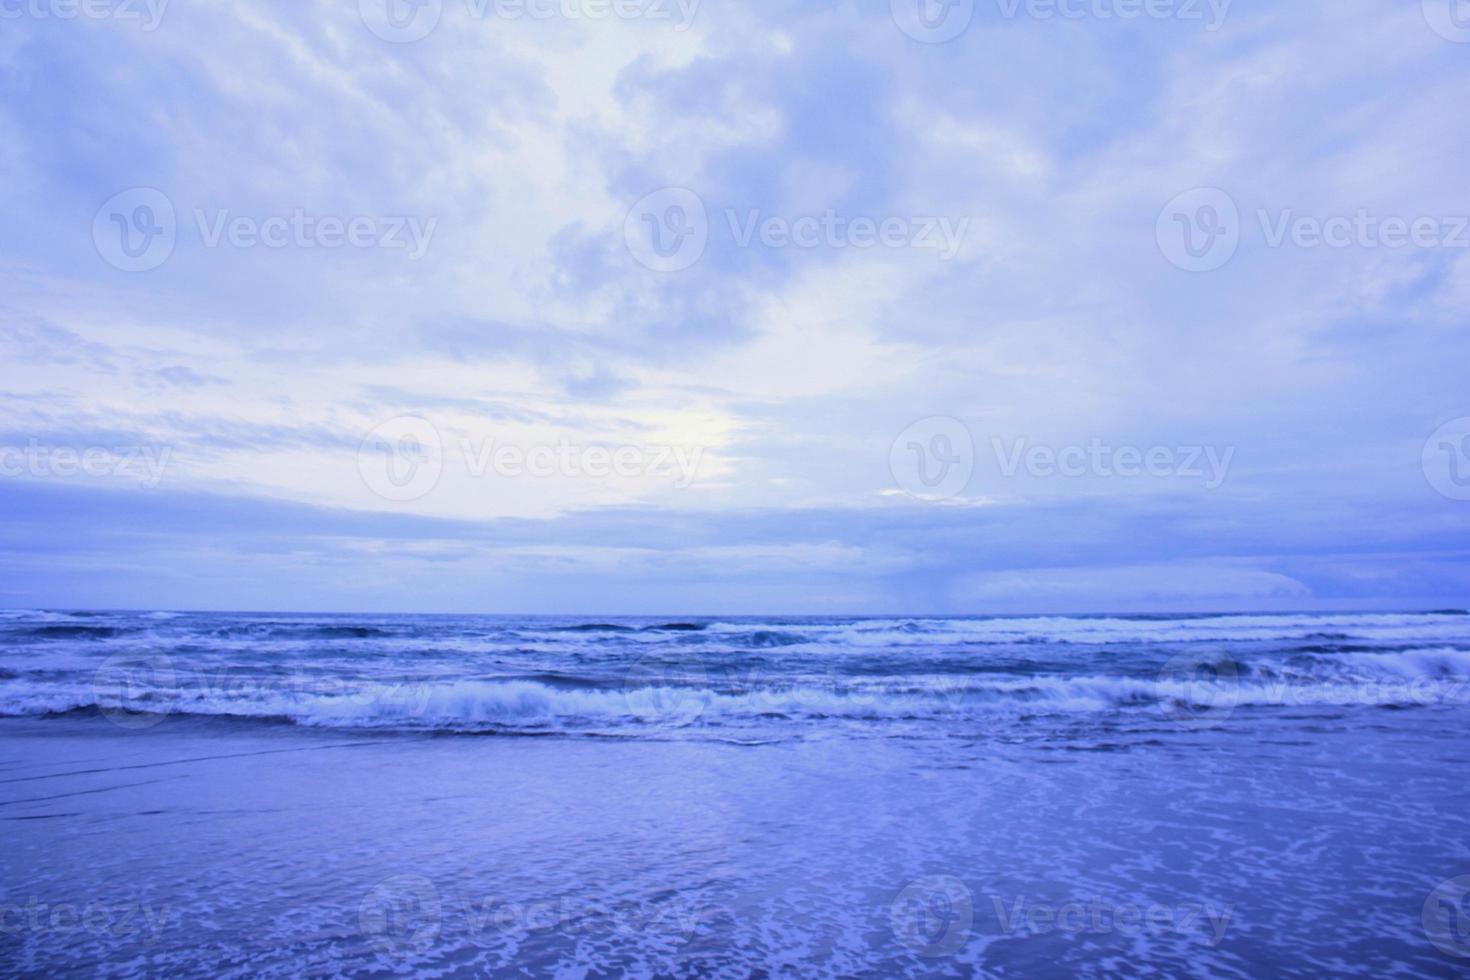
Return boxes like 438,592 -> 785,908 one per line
1,0 -> 1469,614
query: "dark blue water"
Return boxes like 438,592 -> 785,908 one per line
3,610 -> 1470,976
4,610 -> 1470,739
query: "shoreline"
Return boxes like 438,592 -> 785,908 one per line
3,714 -> 1466,975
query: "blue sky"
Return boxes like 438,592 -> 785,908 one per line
2,0 -> 1469,613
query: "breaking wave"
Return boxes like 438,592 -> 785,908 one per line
2,610 -> 1468,736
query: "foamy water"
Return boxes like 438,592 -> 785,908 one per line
3,610 -> 1469,976
3,610 -> 1470,737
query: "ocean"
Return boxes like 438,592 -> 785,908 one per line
2,610 -> 1469,976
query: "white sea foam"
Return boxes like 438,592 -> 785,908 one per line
3,611 -> 1469,734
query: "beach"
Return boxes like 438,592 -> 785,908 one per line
3,612 -> 1470,976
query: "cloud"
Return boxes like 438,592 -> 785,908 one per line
1,479 -> 1467,612
0,0 -> 1467,610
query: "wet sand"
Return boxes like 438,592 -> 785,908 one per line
3,711 -> 1468,976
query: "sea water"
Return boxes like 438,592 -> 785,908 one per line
2,610 -> 1469,976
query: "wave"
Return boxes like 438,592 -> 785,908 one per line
9,625 -> 136,640
7,656 -> 1469,733
690,614 -> 1470,648
4,611 -> 1470,736
189,623 -> 403,641
541,622 -> 708,633
746,630 -> 806,648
